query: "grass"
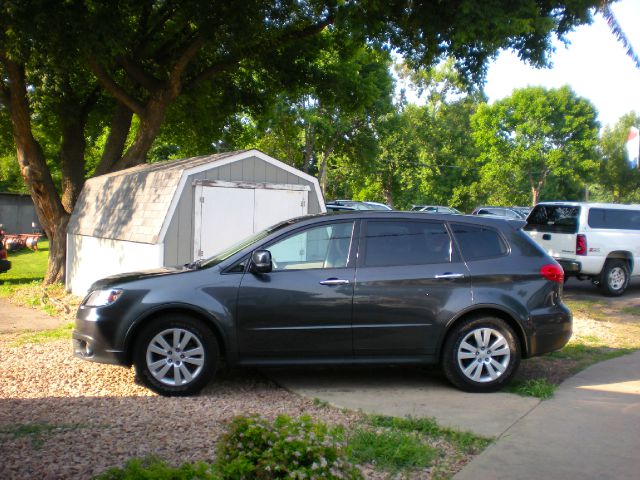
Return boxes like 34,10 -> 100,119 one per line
0,240 -> 81,319
365,415 -> 490,454
347,415 -> 491,477
622,306 -> 640,316
507,378 -> 556,399
349,428 -> 438,471
0,423 -> 87,449
563,298 -> 611,322
0,240 -> 50,287
12,322 -> 75,346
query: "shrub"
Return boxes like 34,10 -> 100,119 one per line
216,415 -> 362,479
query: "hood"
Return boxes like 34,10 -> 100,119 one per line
89,266 -> 187,290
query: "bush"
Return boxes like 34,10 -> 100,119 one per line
216,415 -> 362,479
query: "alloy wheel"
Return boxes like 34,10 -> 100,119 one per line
456,327 -> 511,383
145,328 -> 205,386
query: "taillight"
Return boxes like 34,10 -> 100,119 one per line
0,249 -> 6,260
541,264 -> 564,283
576,234 -> 587,256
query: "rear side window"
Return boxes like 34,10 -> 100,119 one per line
588,208 -> 640,230
364,220 -> 453,267
524,205 -> 580,234
451,224 -> 507,260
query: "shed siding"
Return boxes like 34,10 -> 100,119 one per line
66,234 -> 163,295
161,154 -> 323,265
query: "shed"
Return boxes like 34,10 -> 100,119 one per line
0,192 -> 40,234
66,149 -> 325,295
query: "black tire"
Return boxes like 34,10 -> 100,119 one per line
599,259 -> 629,297
442,317 -> 520,393
134,315 -> 218,396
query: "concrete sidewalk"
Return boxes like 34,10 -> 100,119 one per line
0,297 -> 68,332
270,366 -> 540,438
455,350 -> 640,480
272,352 -> 640,479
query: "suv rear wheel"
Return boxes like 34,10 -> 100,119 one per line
134,315 -> 217,396
599,259 -> 629,297
442,317 -> 520,392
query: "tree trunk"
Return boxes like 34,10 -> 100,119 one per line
531,187 -> 539,206
302,123 -> 315,173
2,58 -> 69,284
318,156 -> 328,195
60,119 -> 86,213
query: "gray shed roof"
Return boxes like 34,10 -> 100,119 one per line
68,150 -> 248,244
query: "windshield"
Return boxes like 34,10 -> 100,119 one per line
200,219 -> 298,268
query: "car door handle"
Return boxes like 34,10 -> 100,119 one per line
319,278 -> 350,285
435,273 -> 465,279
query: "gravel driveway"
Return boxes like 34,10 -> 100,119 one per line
0,339 -> 358,479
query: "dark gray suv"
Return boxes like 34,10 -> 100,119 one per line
73,212 -> 571,396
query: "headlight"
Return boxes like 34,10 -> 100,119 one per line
84,288 -> 123,307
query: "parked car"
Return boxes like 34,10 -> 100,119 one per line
363,201 -> 393,210
523,201 -> 640,296
0,227 -> 11,275
511,206 -> 532,218
471,206 -> 527,219
412,205 -> 462,214
325,204 -> 357,212
74,211 -> 571,396
326,200 -> 389,211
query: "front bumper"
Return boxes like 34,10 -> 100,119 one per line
73,304 -> 130,365
72,330 -> 127,365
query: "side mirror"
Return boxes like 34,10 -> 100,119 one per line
250,249 -> 273,274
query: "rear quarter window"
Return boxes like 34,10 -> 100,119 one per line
588,208 -> 640,230
524,205 -> 580,234
451,224 -> 508,260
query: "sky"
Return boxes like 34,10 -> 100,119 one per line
484,0 -> 640,129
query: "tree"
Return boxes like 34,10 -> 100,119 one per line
396,59 -> 485,211
219,39 -> 394,195
596,112 -> 640,202
471,86 -> 600,205
0,0 -> 604,283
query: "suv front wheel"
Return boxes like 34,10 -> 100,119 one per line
442,317 -> 520,392
134,315 -> 218,396
599,259 -> 629,297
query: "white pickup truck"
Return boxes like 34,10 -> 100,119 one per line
523,202 -> 640,296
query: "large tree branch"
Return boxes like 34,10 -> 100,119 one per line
188,57 -> 240,86
80,84 -> 102,124
171,35 -> 205,81
188,14 -> 335,87
89,58 -> 146,116
95,102 -> 133,176
118,56 -> 162,92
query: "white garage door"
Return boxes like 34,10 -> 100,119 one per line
194,182 -> 309,259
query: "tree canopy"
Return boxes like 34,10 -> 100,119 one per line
0,0 -> 604,282
471,85 -> 600,205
